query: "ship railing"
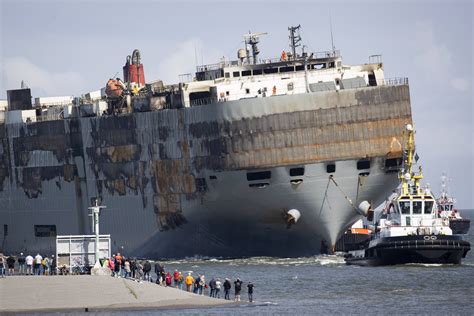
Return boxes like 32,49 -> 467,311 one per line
36,111 -> 64,122
196,50 -> 341,72
190,96 -> 219,106
379,77 -> 409,86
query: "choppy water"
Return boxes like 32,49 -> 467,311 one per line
42,211 -> 474,315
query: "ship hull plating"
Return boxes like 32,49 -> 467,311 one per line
0,85 -> 412,258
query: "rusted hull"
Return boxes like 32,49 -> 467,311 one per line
0,85 -> 411,258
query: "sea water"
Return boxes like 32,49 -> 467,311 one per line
50,210 -> 474,315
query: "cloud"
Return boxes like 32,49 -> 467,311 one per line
414,21 -> 471,93
450,77 -> 470,91
2,57 -> 88,98
153,38 -> 224,84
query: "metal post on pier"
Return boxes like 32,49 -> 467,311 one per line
88,199 -> 106,266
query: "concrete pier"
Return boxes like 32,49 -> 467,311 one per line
0,276 -> 232,313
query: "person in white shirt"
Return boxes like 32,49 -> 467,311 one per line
25,255 -> 34,275
34,253 -> 43,275
215,278 -> 222,298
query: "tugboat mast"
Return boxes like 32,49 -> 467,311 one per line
399,124 -> 423,196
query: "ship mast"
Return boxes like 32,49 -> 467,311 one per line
399,124 -> 423,196
288,25 -> 302,60
243,32 -> 267,65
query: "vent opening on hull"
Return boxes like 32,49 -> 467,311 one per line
209,175 -> 217,180
326,163 -> 336,173
249,183 -> 269,188
359,172 -> 370,177
247,171 -> 271,181
3,224 -> 7,236
357,160 -> 371,170
34,225 -> 57,237
289,167 -> 305,176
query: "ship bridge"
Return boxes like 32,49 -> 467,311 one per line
195,50 -> 341,82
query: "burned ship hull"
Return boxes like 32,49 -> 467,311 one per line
0,84 -> 411,258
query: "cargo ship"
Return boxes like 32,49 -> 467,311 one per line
0,26 -> 412,258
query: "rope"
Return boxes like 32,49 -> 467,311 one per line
329,176 -> 360,213
318,176 -> 332,217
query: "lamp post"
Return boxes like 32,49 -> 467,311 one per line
88,199 -> 106,265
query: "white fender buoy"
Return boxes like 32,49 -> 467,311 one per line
357,201 -> 371,217
287,209 -> 301,223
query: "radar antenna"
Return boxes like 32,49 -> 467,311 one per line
288,25 -> 302,60
243,31 -> 267,64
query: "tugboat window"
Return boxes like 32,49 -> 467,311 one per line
400,201 -> 410,214
424,201 -> 434,214
413,201 -> 422,214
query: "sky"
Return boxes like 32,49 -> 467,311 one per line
0,0 -> 473,207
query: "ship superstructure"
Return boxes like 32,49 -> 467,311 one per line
0,26 -> 412,258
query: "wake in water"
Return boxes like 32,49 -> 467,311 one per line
163,254 -> 346,267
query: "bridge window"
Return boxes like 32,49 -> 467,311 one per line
225,72 -> 230,78
233,71 -> 240,77
253,69 -> 262,75
295,65 -> 305,71
264,68 -> 278,74
424,201 -> 434,214
413,201 -> 422,214
399,201 -> 410,214
242,70 -> 251,77
280,66 -> 295,73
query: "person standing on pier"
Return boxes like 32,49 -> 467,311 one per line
215,278 -> 222,298
234,278 -> 242,302
25,254 -> 34,275
0,253 -> 5,278
6,255 -> 15,276
143,260 -> 152,281
185,272 -> 194,292
247,281 -> 254,302
17,253 -> 26,275
223,278 -> 231,300
34,253 -> 42,275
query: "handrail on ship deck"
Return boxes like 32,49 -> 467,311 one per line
196,50 -> 341,72
189,77 -> 409,106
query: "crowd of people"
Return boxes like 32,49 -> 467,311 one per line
102,253 -> 255,302
0,251 -> 255,302
0,252 -> 57,276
